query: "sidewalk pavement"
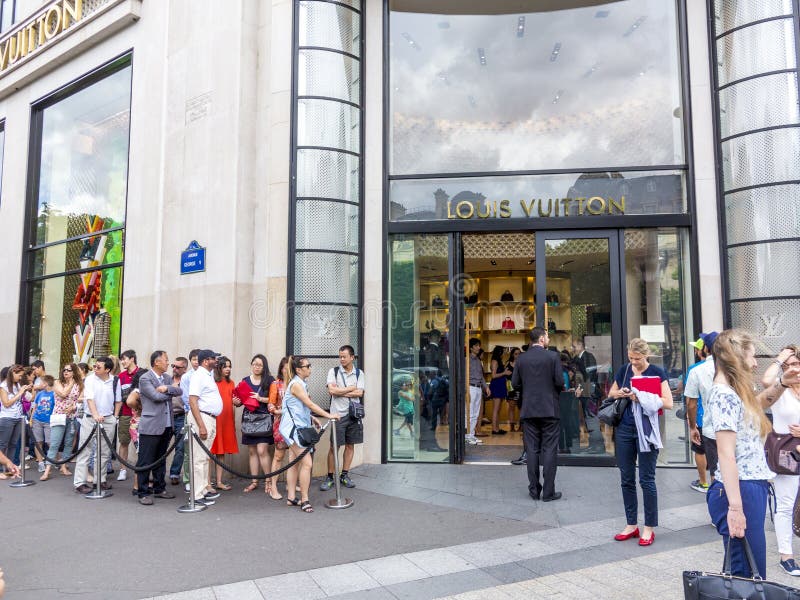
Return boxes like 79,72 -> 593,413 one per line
3,462 -> 798,599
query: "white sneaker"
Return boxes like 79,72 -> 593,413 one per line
466,437 -> 479,445
37,461 -> 45,473
117,468 -> 127,481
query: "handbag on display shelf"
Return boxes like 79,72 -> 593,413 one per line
683,536 -> 800,599
501,317 -> 516,330
500,290 -> 514,302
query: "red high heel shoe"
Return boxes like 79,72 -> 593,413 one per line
638,532 -> 655,546
614,528 -> 639,541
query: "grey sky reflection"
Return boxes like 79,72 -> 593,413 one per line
390,1 -> 684,174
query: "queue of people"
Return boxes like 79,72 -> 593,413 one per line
0,344 -> 366,516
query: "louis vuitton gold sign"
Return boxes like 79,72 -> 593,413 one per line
446,196 -> 626,219
0,0 -> 83,73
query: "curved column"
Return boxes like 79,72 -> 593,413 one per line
710,1 -> 800,358
288,0 -> 364,400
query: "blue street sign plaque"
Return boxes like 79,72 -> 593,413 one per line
180,241 -> 206,275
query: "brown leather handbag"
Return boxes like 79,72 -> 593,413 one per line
764,430 -> 800,475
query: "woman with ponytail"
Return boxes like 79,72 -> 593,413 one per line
706,329 -> 800,578
278,356 -> 338,513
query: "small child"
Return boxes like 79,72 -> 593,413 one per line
31,375 -> 55,473
393,378 -> 416,437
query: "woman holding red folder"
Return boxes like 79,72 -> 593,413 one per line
607,337 -> 672,546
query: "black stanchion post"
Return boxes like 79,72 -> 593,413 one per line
177,419 -> 206,513
85,421 -> 112,499
9,417 -> 35,488
325,419 -> 353,509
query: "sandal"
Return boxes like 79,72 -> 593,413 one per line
286,497 -> 300,507
243,481 -> 258,493
269,486 -> 283,501
217,482 -> 232,491
60,468 -> 72,476
299,501 -> 314,513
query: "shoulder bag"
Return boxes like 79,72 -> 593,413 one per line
284,396 -> 320,447
598,365 -> 631,427
683,536 -> 800,599
764,430 -> 800,475
241,409 -> 273,435
332,367 -> 365,421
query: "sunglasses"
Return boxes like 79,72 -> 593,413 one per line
171,364 -> 186,369
300,363 -> 311,369
63,369 -> 72,373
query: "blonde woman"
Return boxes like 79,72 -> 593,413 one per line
607,338 -> 672,546
707,331 -> 800,579
277,356 -> 338,513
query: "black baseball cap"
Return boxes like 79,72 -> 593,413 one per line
197,349 -> 218,362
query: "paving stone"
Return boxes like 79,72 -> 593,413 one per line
212,580 -> 264,600
403,548 -> 476,577
307,563 -> 380,596
357,555 -> 429,586
253,572 -> 325,600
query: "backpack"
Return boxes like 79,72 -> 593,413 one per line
333,366 -> 364,420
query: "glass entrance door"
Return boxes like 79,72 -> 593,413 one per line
536,232 -> 623,465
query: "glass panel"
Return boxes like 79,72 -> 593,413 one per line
27,266 -> 123,367
718,72 -> 800,139
297,98 -> 360,153
35,65 -> 132,246
1,0 -> 13,33
714,0 -> 794,34
728,241 -> 800,300
387,233 -> 450,461
624,228 -> 692,465
299,0 -> 360,56
716,18 -> 796,87
390,0 -> 685,174
730,298 -> 800,356
295,199 -> 359,253
389,170 -> 686,222
298,49 -> 360,104
722,127 -> 800,190
725,184 -> 800,246
462,233 -> 534,460
293,304 -> 359,356
294,252 -> 359,303
297,148 -> 359,202
31,229 -> 123,277
543,237 -> 613,458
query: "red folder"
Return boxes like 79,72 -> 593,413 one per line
630,376 -> 661,395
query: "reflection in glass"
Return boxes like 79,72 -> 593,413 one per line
624,228 -> 692,464
31,230 -> 123,278
389,170 -> 686,221
388,234 -> 450,461
35,65 -> 132,246
389,0 -> 685,174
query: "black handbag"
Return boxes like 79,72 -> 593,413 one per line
241,409 -> 273,436
285,403 -> 321,447
598,396 -> 629,427
683,537 -> 800,599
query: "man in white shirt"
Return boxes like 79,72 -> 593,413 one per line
320,345 -> 365,491
73,357 -> 121,494
686,332 -> 718,489
178,349 -> 200,489
187,349 -> 223,505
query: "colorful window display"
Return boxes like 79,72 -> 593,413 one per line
23,58 -> 131,367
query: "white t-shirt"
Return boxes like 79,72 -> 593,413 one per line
87,375 -> 121,417
0,381 -> 23,419
327,366 -> 365,416
771,388 -> 800,435
685,357 -> 716,439
188,367 -> 223,416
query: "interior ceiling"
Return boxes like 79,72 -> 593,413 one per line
391,0 -> 623,15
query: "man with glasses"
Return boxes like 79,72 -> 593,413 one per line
73,357 -> 121,494
169,357 -> 188,485
179,349 -> 200,491
187,350 -> 223,506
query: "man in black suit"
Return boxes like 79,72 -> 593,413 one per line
512,327 -> 564,501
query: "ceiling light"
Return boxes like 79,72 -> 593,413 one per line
552,89 -> 564,104
595,10 -> 610,18
401,32 -> 421,51
477,47 -> 487,66
549,42 -> 561,62
468,95 -> 477,107
517,16 -> 525,38
583,62 -> 600,78
623,16 -> 647,37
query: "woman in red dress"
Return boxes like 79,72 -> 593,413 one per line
211,356 -> 238,491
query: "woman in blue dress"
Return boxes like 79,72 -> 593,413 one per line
278,356 -> 338,513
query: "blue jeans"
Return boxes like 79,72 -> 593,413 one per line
707,479 -> 769,579
615,422 -> 659,527
170,413 -> 185,478
47,419 -> 76,464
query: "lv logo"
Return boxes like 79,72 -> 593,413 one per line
759,314 -> 786,338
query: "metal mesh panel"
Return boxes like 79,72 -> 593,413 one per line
294,253 -> 359,304
714,0 -> 795,34
293,305 -> 360,356
718,72 -> 800,139
300,356 -> 343,411
299,1 -> 360,56
297,99 -> 360,153
298,50 -> 360,104
295,200 -> 359,253
722,127 -> 800,190
725,184 -> 800,245
727,241 -> 800,299
297,149 -> 359,202
730,298 -> 800,355
717,18 -> 796,87
334,0 -> 361,9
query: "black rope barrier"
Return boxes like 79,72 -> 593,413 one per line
44,422 -> 96,466
190,426 -> 325,481
100,426 -> 181,473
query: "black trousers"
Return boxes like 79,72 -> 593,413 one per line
136,428 -> 173,497
523,417 -> 560,498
